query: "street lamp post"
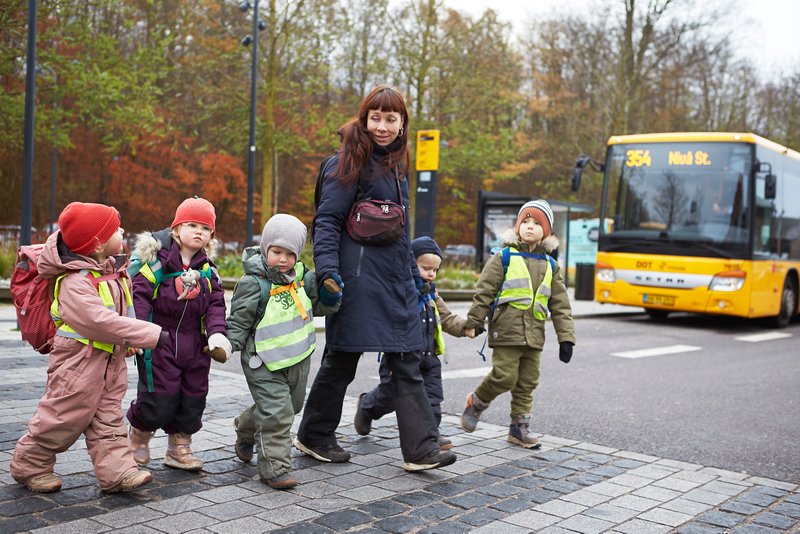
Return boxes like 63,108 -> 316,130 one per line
240,0 -> 261,248
21,0 -> 38,246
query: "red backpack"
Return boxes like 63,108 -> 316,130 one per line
11,244 -> 57,354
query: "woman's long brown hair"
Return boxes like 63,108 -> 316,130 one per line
334,85 -> 410,184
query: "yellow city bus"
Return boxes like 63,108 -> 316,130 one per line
571,132 -> 800,327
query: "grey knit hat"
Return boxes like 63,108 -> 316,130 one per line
260,213 -> 307,259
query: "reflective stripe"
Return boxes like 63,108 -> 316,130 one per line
255,313 -> 309,341
257,330 -> 315,362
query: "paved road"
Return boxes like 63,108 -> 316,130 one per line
1,299 -> 799,533
249,300 -> 799,486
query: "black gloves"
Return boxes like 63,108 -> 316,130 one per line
474,325 -> 485,336
559,341 -> 574,364
414,276 -> 431,295
156,330 -> 170,349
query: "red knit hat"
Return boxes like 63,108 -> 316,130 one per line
171,197 -> 216,235
58,202 -> 121,255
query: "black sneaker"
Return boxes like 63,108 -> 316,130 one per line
293,436 -> 351,463
402,449 -> 457,472
354,393 -> 372,436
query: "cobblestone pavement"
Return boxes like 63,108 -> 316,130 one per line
0,332 -> 798,534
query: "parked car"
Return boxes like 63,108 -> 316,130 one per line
443,244 -> 476,263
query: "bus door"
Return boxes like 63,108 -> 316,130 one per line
749,166 -> 780,317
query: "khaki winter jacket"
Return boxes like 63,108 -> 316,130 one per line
464,236 -> 575,349
38,232 -> 162,356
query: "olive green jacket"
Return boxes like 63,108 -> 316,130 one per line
465,236 -> 575,349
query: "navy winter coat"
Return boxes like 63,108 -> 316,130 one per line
313,152 -> 422,353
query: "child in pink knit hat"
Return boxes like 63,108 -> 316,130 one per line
126,196 -> 230,472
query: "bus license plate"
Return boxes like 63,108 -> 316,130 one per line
643,294 -> 675,306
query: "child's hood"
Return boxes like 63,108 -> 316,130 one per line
500,228 -> 560,254
37,231 -> 126,278
241,246 -> 268,277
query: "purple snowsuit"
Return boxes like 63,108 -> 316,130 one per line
126,229 -> 227,435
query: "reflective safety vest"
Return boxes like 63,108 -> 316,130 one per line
251,263 -> 315,371
51,270 -> 135,353
496,247 -> 554,320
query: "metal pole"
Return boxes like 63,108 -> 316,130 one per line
245,0 -> 259,248
50,143 -> 56,234
21,0 -> 37,246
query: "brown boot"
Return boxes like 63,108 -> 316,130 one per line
507,415 -> 542,449
164,433 -> 203,471
129,426 -> 155,466
105,468 -> 153,493
24,473 -> 62,493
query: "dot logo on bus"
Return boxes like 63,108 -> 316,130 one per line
636,261 -> 652,269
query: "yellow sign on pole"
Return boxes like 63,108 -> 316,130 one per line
416,130 -> 440,171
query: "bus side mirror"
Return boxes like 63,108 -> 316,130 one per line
765,174 -> 776,199
572,155 -> 589,191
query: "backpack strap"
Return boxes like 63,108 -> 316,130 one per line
252,274 -> 271,329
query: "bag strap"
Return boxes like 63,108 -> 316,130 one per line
252,274 -> 271,329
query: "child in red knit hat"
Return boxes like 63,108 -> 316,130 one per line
11,202 -> 168,494
126,197 -> 230,471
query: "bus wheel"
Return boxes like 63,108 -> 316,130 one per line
771,276 -> 797,329
645,308 -> 669,320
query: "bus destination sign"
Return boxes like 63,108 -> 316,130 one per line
626,148 -> 712,168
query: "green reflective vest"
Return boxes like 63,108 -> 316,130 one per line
496,247 -> 553,320
51,270 -> 135,353
251,263 -> 315,371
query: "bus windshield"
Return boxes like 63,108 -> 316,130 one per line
603,142 -> 753,258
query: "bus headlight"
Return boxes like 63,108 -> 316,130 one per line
596,262 -> 615,283
709,271 -> 745,292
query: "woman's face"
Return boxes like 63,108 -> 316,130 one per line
366,109 -> 403,146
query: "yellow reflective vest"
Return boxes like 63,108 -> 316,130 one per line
429,297 -> 446,356
496,247 -> 553,320
51,270 -> 135,353
251,263 -> 315,371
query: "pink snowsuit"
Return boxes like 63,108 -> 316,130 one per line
11,231 -> 162,491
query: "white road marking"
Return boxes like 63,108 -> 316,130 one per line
734,332 -> 792,343
610,344 -> 702,359
372,366 -> 494,381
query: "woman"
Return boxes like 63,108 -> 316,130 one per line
294,85 -> 456,472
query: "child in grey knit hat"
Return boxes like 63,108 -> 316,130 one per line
226,214 -> 341,490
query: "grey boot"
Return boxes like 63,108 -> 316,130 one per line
460,392 -> 490,432
508,415 -> 542,449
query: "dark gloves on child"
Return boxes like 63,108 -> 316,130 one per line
414,276 -> 431,295
319,272 -> 344,306
474,325 -> 485,336
559,341 -> 574,363
156,330 -> 170,349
